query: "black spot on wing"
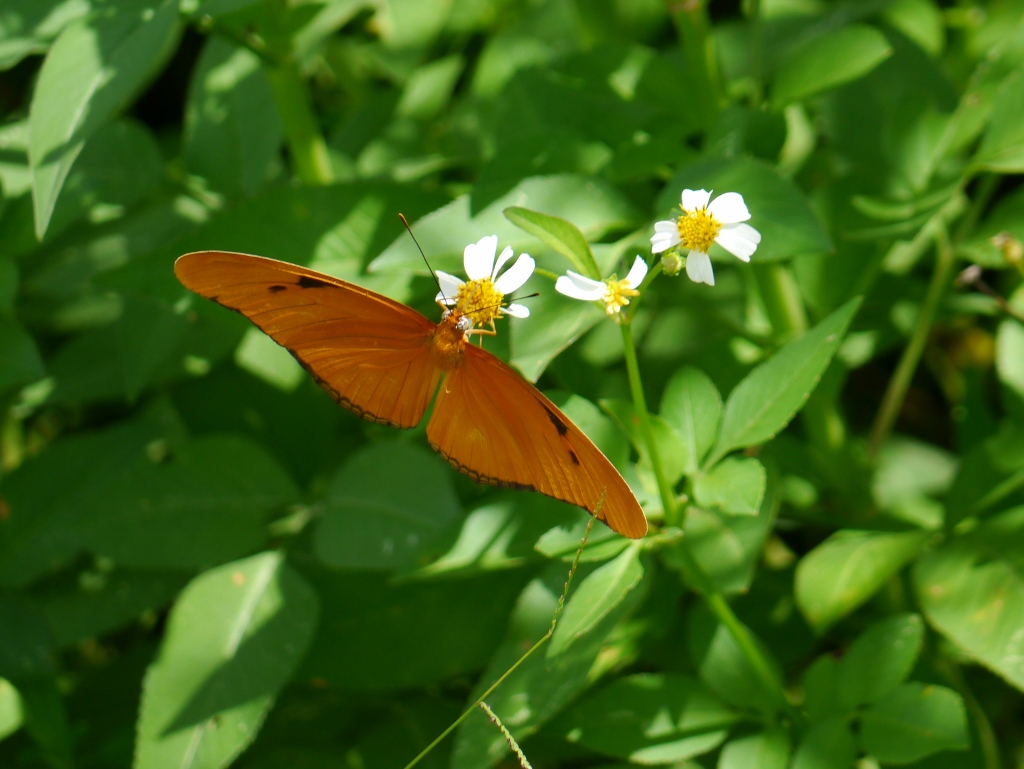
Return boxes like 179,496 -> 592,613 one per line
542,404 -> 569,436
268,284 -> 287,293
298,275 -> 331,289
569,450 -> 580,466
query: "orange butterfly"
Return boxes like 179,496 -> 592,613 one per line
174,250 -> 647,539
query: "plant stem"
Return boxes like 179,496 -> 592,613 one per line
752,262 -> 807,339
869,223 -> 956,455
934,656 -> 1002,769
619,319 -> 797,720
620,320 -> 678,527
265,62 -> 334,185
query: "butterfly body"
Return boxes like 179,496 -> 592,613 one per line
175,250 -> 647,539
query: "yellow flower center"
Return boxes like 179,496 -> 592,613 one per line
676,206 -> 722,253
602,276 -> 640,315
456,278 -> 504,325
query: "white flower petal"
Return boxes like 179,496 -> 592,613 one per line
556,271 -> 606,300
502,303 -> 530,318
493,253 -> 535,294
685,250 -> 715,286
624,256 -> 648,288
654,219 -> 678,232
464,235 -> 498,280
435,270 -> 464,299
492,245 -> 515,277
716,223 -> 761,262
708,191 -> 750,224
682,188 -> 711,212
651,230 -> 680,254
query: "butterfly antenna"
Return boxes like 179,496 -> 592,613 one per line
399,213 -> 445,301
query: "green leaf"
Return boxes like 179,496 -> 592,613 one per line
872,436 -> 957,526
369,175 -> 641,275
314,442 -> 461,571
136,552 -> 319,769
0,412 -> 176,587
837,613 -> 924,711
687,603 -> 785,713
0,599 -> 54,680
300,564 -> 529,693
548,544 -> 643,656
693,456 -> 766,516
38,569 -> 189,648
790,717 -> 856,769
0,0 -> 91,70
718,729 -> 790,769
801,655 -> 844,722
915,508 -> 1024,692
659,157 -> 832,264
945,427 -> 1024,525
554,673 -> 739,764
667,503 -> 774,594
452,565 -> 646,769
18,677 -> 73,769
795,530 -> 931,632
973,68 -> 1024,173
997,319 -> 1024,406
0,319 -> 44,393
859,683 -> 968,764
772,25 -> 893,107
28,0 -> 182,236
510,287 -> 604,382
602,398 -> 688,488
503,206 -> 601,279
0,678 -> 22,741
183,36 -> 282,197
659,366 -> 722,476
79,435 -> 299,569
709,298 -> 861,464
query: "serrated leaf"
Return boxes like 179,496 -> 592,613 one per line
859,683 -> 968,764
136,552 -> 319,769
554,673 -> 739,764
659,366 -> 722,476
693,456 -> 766,516
796,530 -> 931,633
772,25 -> 892,107
314,442 -> 461,571
503,206 -> 600,278
548,544 -> 643,656
709,298 -> 861,464
28,0 -> 181,236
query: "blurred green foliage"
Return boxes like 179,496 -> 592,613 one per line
1,1 -> 1024,768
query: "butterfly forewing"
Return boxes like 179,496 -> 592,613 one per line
426,344 -> 648,539
175,251 -> 441,428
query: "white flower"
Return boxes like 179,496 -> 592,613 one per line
555,256 -> 649,315
435,235 -> 534,326
651,189 -> 761,286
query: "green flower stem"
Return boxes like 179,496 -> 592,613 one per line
620,320 -> 677,526
752,262 -> 807,339
265,63 -> 334,185
619,319 -> 796,719
869,223 -> 956,455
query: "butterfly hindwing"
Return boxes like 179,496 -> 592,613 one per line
426,344 -> 647,538
174,251 -> 442,428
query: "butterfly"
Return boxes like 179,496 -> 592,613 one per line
174,250 -> 647,539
